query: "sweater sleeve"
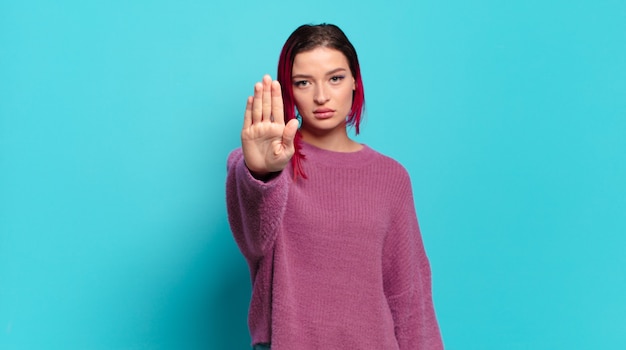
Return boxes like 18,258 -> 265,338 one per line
383,168 -> 443,349
225,148 -> 290,261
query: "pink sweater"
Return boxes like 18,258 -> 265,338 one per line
226,142 -> 443,349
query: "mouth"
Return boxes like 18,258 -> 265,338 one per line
313,108 -> 335,119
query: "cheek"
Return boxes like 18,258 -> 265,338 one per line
292,91 -> 309,110
339,87 -> 354,107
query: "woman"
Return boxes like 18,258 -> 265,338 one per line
226,24 -> 443,349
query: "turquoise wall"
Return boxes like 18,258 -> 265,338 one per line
1,0 -> 624,349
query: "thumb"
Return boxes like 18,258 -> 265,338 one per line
282,118 -> 300,150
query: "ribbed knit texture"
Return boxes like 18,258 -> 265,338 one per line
226,142 -> 443,349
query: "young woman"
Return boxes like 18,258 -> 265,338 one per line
226,24 -> 443,350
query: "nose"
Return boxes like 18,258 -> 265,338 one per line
314,85 -> 330,104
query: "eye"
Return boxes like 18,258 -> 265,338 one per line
293,80 -> 310,88
330,75 -> 345,84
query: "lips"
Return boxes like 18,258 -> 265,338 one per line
313,108 -> 335,119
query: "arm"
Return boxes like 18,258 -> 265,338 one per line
383,171 -> 443,349
226,75 -> 299,260
226,148 -> 290,260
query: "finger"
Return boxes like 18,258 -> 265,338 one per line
243,96 -> 253,128
271,80 -> 285,125
282,118 -> 300,152
262,75 -> 272,121
252,82 -> 263,124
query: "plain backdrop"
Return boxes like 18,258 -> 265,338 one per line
1,0 -> 625,349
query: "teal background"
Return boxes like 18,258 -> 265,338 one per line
1,0 -> 624,349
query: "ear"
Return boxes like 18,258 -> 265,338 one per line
352,77 -> 356,91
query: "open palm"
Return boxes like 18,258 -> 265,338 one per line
241,75 -> 299,177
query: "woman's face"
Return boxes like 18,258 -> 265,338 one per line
291,46 -> 355,139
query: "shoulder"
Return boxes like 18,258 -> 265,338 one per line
366,146 -> 412,180
357,145 -> 414,196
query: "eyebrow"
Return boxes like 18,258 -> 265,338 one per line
292,68 -> 348,80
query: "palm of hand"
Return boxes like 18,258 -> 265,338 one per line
241,75 -> 299,177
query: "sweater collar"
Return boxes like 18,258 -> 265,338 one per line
300,141 -> 376,168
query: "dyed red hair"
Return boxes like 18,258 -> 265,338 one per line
277,24 -> 365,179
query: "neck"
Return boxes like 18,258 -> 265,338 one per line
300,126 -> 362,152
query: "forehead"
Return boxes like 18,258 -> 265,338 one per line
292,47 -> 350,74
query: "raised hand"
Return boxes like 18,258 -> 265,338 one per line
241,75 -> 300,178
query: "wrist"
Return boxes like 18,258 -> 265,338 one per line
245,162 -> 278,181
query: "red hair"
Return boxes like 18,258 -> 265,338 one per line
277,24 -> 365,179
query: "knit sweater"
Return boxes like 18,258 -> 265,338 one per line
226,142 -> 443,349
